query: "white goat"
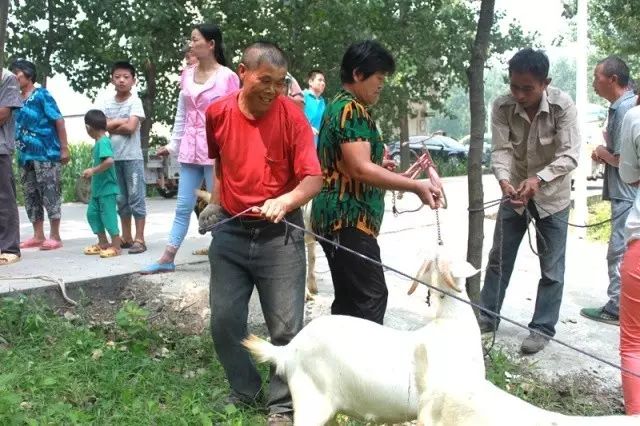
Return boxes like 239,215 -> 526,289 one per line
242,252 -> 482,425
414,350 -> 640,426
412,277 -> 640,425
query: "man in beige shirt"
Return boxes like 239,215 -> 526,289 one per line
478,48 -> 581,354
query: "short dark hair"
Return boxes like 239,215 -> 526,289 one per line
84,109 -> 107,131
508,48 -> 549,82
308,69 -> 324,81
597,56 -> 630,87
340,40 -> 395,84
241,41 -> 288,70
111,61 -> 136,78
9,59 -> 37,83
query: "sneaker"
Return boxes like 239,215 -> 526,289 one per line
267,413 -> 293,426
223,392 -> 261,409
520,331 -> 550,355
478,318 -> 497,334
580,307 -> 619,325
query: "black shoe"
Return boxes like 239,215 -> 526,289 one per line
521,331 -> 550,355
478,318 -> 497,334
223,392 -> 262,409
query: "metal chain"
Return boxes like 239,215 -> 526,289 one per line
391,190 -> 398,217
435,209 -> 443,246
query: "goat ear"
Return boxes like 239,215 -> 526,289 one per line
408,259 -> 433,295
450,261 -> 480,279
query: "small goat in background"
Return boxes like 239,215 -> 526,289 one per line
243,250 -> 482,425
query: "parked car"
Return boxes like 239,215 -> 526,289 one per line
459,133 -> 492,166
388,134 -> 468,167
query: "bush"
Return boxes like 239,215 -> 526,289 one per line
11,143 -> 94,205
587,200 -> 611,243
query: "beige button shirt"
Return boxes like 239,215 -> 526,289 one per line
491,86 -> 581,217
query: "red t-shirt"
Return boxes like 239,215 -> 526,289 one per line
206,91 -> 321,215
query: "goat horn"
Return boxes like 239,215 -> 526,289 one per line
408,259 -> 432,295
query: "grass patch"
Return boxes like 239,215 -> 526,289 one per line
0,296 -> 265,425
587,200 -> 612,243
486,349 -> 623,416
0,297 -> 622,424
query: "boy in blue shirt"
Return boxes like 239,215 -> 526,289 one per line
82,109 -> 122,258
303,69 -> 326,145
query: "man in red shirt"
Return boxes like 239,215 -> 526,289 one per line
200,42 -> 321,425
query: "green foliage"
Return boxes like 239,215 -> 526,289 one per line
434,156 -> 467,177
115,301 -> 155,353
590,0 -> 640,74
587,199 -> 612,242
0,298 -> 622,424
62,143 -> 93,202
7,0 -> 81,86
0,297 -> 267,425
7,0 -> 527,146
486,348 -> 623,416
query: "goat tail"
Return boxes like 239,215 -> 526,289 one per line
242,334 -> 288,377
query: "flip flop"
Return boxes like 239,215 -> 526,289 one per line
140,262 -> 176,275
40,239 -> 63,251
192,247 -> 209,256
20,238 -> 44,249
99,247 -> 121,258
84,244 -> 103,255
0,253 -> 20,266
128,239 -> 147,254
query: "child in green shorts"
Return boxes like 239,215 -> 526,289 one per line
82,109 -> 122,257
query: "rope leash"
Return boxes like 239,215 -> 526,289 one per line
0,275 -> 77,306
278,217 -> 640,379
202,209 -> 640,379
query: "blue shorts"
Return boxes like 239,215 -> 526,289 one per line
114,160 -> 146,219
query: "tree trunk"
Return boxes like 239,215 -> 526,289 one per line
399,107 -> 410,172
466,0 -> 495,312
41,0 -> 55,87
140,58 -> 156,153
0,0 -> 8,72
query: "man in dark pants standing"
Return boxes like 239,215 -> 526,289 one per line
310,40 -> 442,325
200,42 -> 321,425
478,48 -> 580,354
0,69 -> 23,266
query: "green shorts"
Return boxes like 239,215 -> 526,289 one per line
86,194 -> 120,237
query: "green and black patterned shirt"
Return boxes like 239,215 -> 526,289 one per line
310,89 -> 385,237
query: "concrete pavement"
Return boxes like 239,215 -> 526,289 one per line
1,175 -> 622,390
